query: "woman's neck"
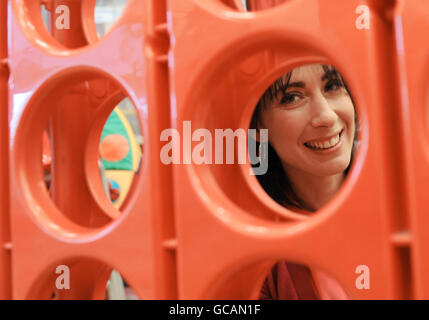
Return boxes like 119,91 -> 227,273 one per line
283,165 -> 345,212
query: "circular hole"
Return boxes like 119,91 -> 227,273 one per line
94,0 -> 129,38
28,258 -> 141,300
258,260 -> 348,300
40,97 -> 143,215
16,67 -> 143,236
200,259 -> 348,299
249,63 -> 360,216
18,0 -> 130,50
181,38 -> 364,223
37,0 -> 92,49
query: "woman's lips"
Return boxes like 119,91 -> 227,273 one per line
304,129 -> 344,151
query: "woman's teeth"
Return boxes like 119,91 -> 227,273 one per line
305,132 -> 341,150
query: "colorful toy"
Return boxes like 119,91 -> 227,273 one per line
99,105 -> 142,209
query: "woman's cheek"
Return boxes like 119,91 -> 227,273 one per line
272,117 -> 300,145
264,107 -> 307,148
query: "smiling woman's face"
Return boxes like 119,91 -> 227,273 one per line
259,64 -> 355,178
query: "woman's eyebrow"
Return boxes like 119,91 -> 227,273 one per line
321,70 -> 338,81
287,81 -> 305,88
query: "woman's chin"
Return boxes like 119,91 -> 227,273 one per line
312,160 -> 351,176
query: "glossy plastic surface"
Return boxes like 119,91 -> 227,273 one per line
1,0 -> 428,299
7,0 -> 176,299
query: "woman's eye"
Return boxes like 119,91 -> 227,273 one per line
325,79 -> 343,92
280,93 -> 301,105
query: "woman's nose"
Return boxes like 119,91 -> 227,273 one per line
310,93 -> 338,127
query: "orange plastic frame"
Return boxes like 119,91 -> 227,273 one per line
1,0 -> 428,299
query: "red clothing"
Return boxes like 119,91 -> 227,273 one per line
259,261 -> 319,300
259,261 -> 348,300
